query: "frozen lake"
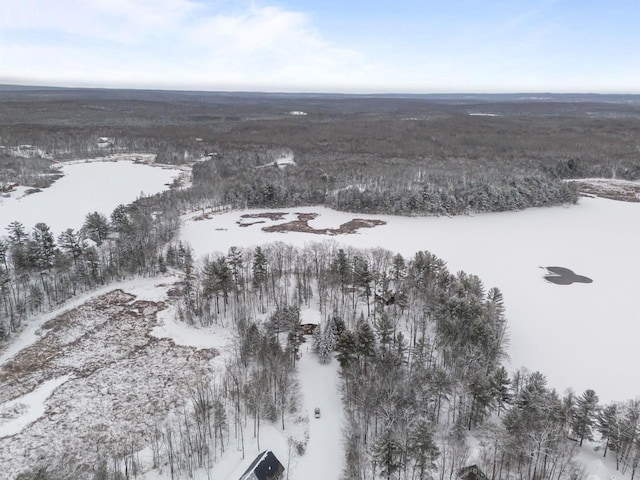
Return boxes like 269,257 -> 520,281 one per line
182,198 -> 640,403
0,161 -> 181,235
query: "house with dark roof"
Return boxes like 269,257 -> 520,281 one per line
239,450 -> 285,480
458,465 -> 489,480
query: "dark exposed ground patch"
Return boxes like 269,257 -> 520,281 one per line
242,212 -> 387,235
574,180 -> 640,202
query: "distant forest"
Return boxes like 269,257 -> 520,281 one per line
1,88 -> 640,216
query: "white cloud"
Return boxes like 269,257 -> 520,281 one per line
0,0 -> 197,44
1,0 -> 636,92
0,0 -> 379,91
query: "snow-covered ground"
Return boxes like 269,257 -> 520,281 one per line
255,153 -> 296,170
0,276 -> 226,478
150,304 -> 234,351
182,198 -> 640,403
0,159 -> 181,235
293,348 -> 344,480
140,346 -> 343,480
0,276 -> 179,364
0,374 -> 72,438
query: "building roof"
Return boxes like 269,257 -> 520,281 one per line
458,465 -> 489,480
239,450 -> 284,480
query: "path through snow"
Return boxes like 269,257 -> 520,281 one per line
293,349 -> 344,480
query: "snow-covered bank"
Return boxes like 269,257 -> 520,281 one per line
182,198 -> 640,403
0,160 -> 181,235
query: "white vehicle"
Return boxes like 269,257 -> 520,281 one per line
314,407 -> 320,419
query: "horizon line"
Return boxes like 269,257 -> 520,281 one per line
2,82 -> 640,98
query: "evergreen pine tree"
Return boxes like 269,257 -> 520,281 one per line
572,389 -> 600,446
335,329 -> 358,369
392,253 -> 406,283
29,223 -> 56,271
318,320 -> 336,364
110,204 -> 132,236
492,365 -> 512,416
372,426 -> 403,480
598,403 -> 619,458
407,418 -> 439,480
6,220 -> 27,245
57,228 -> 84,265
356,319 -> 376,363
312,322 -> 322,355
83,211 -> 110,246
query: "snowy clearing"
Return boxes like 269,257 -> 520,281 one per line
150,305 -> 234,351
0,159 -> 181,235
182,198 -> 640,403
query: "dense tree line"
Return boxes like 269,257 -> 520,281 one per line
149,244 -> 594,480
0,198 -> 180,340
9,241 -> 640,480
4,90 -> 640,218
164,244 -> 640,480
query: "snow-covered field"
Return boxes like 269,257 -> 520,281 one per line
182,198 -> 640,403
0,159 -> 181,235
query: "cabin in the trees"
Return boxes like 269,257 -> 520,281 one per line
97,136 -> 114,148
238,450 -> 285,480
300,313 -> 320,335
458,465 -> 489,480
301,322 -> 318,335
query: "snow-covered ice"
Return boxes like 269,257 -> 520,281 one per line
0,160 -> 181,235
182,198 -> 640,403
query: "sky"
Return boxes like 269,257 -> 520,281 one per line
0,0 -> 639,93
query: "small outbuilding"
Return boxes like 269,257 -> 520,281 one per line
458,465 -> 489,480
301,323 -> 318,335
239,450 -> 285,480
